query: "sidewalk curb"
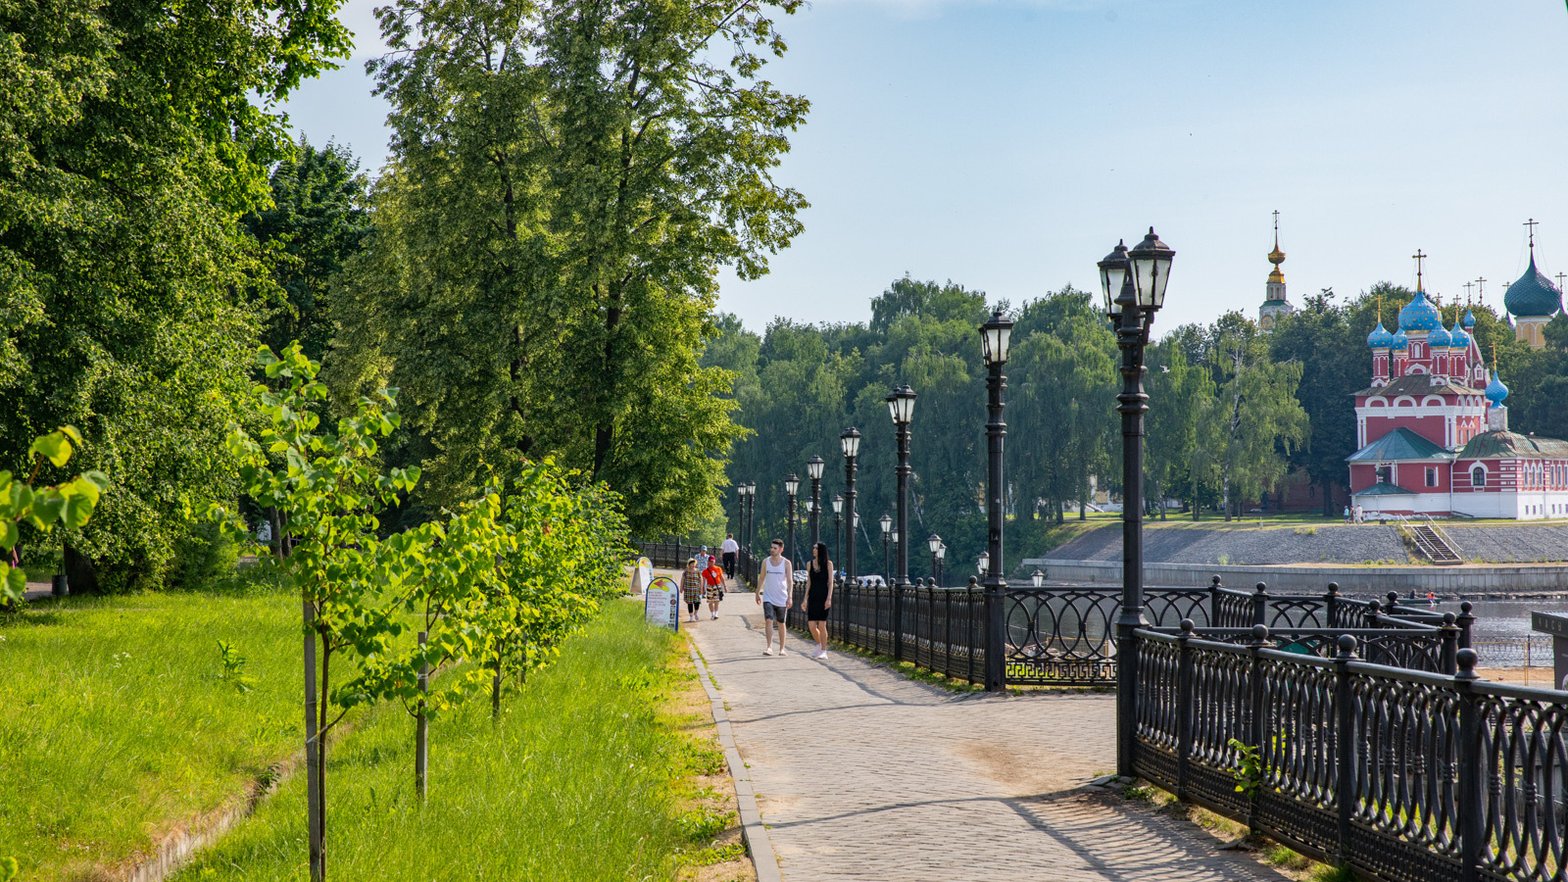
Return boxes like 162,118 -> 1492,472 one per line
688,643 -> 783,882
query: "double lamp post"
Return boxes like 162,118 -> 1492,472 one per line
1098,227 -> 1174,775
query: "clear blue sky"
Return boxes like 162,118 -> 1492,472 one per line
282,0 -> 1568,335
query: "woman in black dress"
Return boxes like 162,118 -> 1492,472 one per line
805,542 -> 834,659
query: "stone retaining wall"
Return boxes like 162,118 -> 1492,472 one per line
1025,558 -> 1568,594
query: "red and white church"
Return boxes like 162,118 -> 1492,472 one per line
1348,261 -> 1568,519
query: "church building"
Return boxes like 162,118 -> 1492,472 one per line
1257,211 -> 1294,331
1503,219 -> 1565,349
1347,249 -> 1568,519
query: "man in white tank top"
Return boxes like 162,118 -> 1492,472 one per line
756,538 -> 793,656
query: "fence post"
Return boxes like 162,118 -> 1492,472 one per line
1456,600 -> 1475,650
1383,591 -> 1400,614
1326,582 -> 1341,629
1246,624 -> 1270,834
944,585 -> 954,678
1208,575 -> 1223,627
1439,612 -> 1460,675
1176,619 -> 1196,801
1455,648 -> 1483,882
1334,634 -> 1357,869
1252,582 -> 1269,627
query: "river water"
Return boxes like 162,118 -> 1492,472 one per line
1436,597 -> 1568,669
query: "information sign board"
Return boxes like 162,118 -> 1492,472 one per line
644,575 -> 680,632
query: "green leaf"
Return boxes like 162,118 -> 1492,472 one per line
29,431 -> 73,467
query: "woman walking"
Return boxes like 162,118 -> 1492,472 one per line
805,542 -> 834,659
681,558 -> 704,622
701,556 -> 727,620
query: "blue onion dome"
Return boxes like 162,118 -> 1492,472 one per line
1398,290 -> 1443,331
1462,307 -> 1476,329
1391,329 -> 1409,350
1427,324 -> 1452,348
1366,321 -> 1393,348
1449,322 -> 1471,351
1503,255 -> 1563,318
1486,372 -> 1510,405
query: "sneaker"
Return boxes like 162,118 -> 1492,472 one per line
762,647 -> 774,656
711,613 -> 718,620
778,649 -> 789,657
815,649 -> 827,659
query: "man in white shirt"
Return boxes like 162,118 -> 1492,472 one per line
756,539 -> 793,656
720,533 -> 740,578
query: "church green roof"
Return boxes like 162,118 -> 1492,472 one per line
1353,482 -> 1422,497
1457,431 -> 1568,461
1346,427 -> 1452,463
1503,255 -> 1563,318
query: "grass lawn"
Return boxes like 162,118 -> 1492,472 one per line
170,599 -> 745,881
1,581 -> 305,879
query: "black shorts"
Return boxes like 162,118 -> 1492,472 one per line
762,601 -> 787,622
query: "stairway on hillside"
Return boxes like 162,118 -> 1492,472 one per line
1409,520 -> 1464,565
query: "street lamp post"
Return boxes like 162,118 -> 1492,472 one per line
832,495 -> 844,575
807,455 -> 825,551
840,428 -> 861,586
935,541 -> 946,586
1099,227 -> 1175,777
784,474 -> 800,569
928,533 -> 942,584
880,513 -> 892,582
886,385 -> 917,659
978,551 -> 989,578
979,308 -> 1014,693
1032,568 -> 1046,589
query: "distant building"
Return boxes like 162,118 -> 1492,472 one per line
1257,210 -> 1294,332
1348,252 -> 1568,519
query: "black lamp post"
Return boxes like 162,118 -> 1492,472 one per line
1099,227 -> 1175,777
1032,568 -> 1046,589
807,454 -> 825,550
832,494 -> 844,573
784,473 -> 800,567
840,428 -> 860,585
978,551 -> 989,578
879,513 -> 892,581
935,541 -> 946,586
979,308 -> 1014,693
886,384 -> 916,658
928,533 -> 942,584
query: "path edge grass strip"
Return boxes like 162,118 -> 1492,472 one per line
688,643 -> 781,882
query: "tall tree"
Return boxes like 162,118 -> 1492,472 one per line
0,0 -> 351,590
1268,288 -> 1359,515
245,141 -> 372,361
347,0 -> 808,535
1205,313 -> 1308,520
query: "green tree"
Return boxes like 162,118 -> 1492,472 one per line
1205,313 -> 1308,520
1268,288 -> 1359,515
344,0 -> 808,537
245,141 -> 372,361
0,0 -> 351,591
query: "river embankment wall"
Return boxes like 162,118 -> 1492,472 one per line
1030,522 -> 1568,594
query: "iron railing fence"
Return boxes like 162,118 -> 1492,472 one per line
635,541 -> 758,587
1132,624 -> 1568,882
774,575 -> 1472,688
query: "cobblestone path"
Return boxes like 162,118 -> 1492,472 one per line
684,590 -> 1292,882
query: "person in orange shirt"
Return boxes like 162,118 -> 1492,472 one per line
701,557 -> 727,620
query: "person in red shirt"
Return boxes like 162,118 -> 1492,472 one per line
701,558 -> 727,620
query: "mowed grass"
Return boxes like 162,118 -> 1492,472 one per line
1,582 -> 305,879
171,600 -> 711,882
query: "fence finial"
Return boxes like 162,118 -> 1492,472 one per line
1326,582 -> 1339,596
1250,624 -> 1270,645
1335,633 -> 1357,658
1455,648 -> 1479,681
1179,618 -> 1195,636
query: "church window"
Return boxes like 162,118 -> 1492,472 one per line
1471,465 -> 1486,488
1376,465 -> 1393,485
1425,467 -> 1438,488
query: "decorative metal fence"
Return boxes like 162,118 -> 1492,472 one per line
1132,624 -> 1568,882
772,574 -> 1471,688
635,541 -> 757,587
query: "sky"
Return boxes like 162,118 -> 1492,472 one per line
280,0 -> 1568,336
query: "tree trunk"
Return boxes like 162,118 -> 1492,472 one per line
303,599 -> 324,882
416,630 -> 429,801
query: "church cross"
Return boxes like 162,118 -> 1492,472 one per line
1558,272 -> 1566,292
1464,280 -> 1474,304
1476,277 -> 1487,305
1525,217 -> 1540,249
1412,249 -> 1427,290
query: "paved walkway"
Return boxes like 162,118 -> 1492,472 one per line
684,590 -> 1291,882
